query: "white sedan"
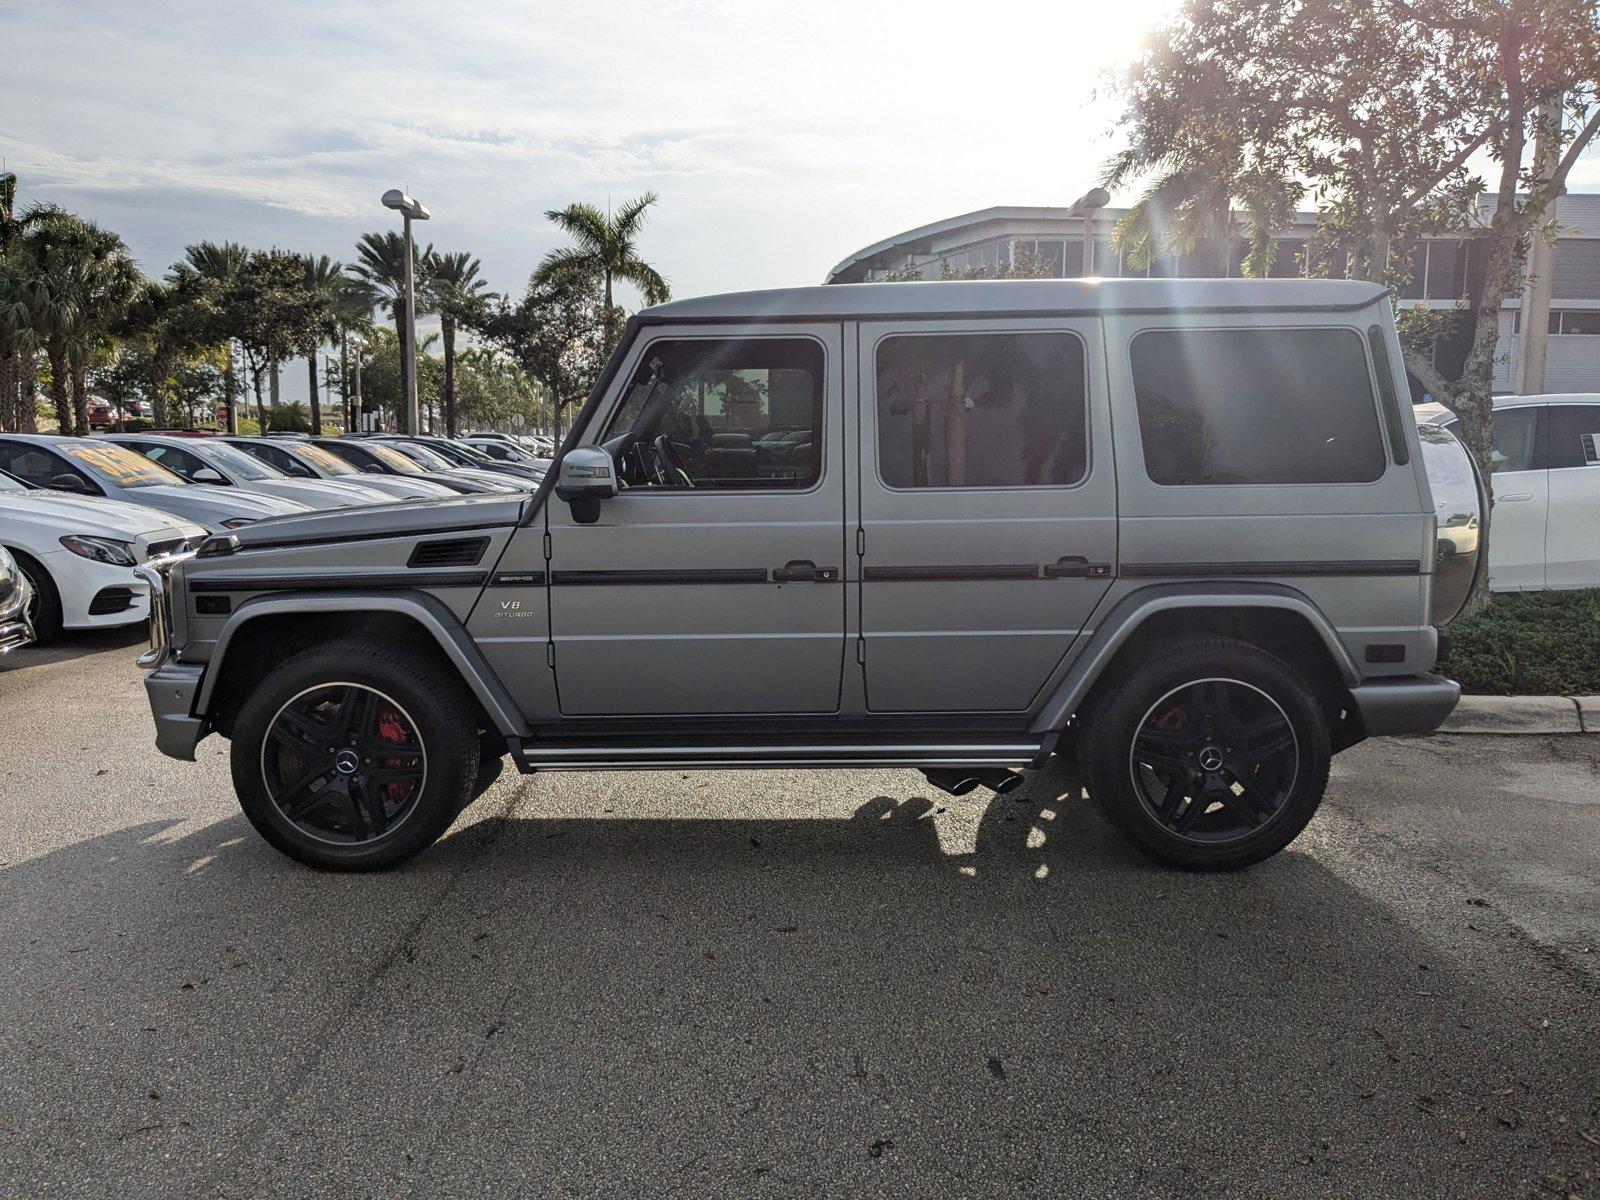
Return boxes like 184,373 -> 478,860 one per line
1419,393 -> 1600,590
0,470 -> 205,642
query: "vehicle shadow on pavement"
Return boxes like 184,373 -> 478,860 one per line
2,756 -> 1597,1199
0,625 -> 145,673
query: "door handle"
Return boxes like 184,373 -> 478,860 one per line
1498,492 -> 1534,502
772,560 -> 839,583
1044,556 -> 1113,579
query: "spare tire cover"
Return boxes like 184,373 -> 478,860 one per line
1417,421 -> 1485,626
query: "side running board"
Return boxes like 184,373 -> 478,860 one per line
511,739 -> 1048,772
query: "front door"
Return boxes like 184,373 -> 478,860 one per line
547,327 -> 847,716
1543,402 -> 1600,588
856,320 -> 1117,713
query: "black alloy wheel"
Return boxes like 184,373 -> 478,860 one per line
261,683 -> 428,845
1129,678 -> 1299,844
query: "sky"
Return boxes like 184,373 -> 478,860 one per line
3,0 -> 1181,403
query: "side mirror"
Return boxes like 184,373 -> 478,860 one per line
49,473 -> 89,493
554,446 -> 617,524
191,467 -> 227,485
363,464 -> 385,474
288,464 -> 314,478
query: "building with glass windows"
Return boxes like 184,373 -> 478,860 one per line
825,195 -> 1600,395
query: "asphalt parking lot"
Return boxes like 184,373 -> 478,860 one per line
2,634 -> 1597,1199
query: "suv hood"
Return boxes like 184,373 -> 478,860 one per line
219,492 -> 527,550
0,489 -> 207,540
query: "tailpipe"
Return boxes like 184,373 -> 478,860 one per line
922,767 -> 1026,797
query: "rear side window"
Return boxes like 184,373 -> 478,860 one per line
1546,404 -> 1600,470
875,332 -> 1088,488
1130,328 -> 1387,485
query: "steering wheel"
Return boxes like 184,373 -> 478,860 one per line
653,435 -> 695,488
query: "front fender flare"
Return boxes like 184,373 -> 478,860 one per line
194,590 -> 526,737
1028,582 -> 1361,735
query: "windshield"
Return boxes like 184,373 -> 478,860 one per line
365,442 -> 427,474
295,444 -> 359,475
385,441 -> 455,471
201,442 -> 286,481
65,443 -> 183,488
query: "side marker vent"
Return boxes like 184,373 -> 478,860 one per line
408,537 -> 490,569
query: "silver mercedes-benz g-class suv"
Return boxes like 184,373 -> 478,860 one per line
138,279 -> 1474,872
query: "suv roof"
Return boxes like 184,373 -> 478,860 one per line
639,278 -> 1388,325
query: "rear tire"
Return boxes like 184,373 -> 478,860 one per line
1080,638 -> 1331,871
230,640 -> 480,870
12,551 -> 61,643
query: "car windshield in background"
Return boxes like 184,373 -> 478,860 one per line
365,443 -> 428,474
387,442 -> 454,470
65,444 -> 182,488
295,444 -> 360,475
202,442 -> 285,481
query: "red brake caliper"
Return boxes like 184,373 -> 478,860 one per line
376,709 -> 414,803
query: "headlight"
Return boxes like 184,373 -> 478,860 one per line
59,535 -> 136,566
219,517 -> 256,530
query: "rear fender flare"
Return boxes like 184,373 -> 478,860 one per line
1028,582 -> 1360,735
194,591 -> 525,736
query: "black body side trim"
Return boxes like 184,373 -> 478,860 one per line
190,571 -> 488,592
864,564 -> 1041,582
551,568 -> 770,586
490,571 -> 547,587
1120,560 -> 1422,579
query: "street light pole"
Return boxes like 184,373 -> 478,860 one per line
349,334 -> 366,432
1071,187 -> 1111,277
382,189 -> 430,434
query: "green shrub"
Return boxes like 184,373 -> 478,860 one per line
1440,589 -> 1600,695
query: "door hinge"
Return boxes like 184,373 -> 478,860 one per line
855,637 -> 866,665
542,530 -> 553,560
545,641 -> 555,668
856,527 -> 866,556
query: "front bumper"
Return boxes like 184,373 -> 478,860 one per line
145,662 -> 206,760
1348,673 -> 1461,737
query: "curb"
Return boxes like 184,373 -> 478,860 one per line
1439,694 -> 1594,735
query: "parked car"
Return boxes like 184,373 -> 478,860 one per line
373,436 -> 542,488
1417,393 -> 1600,590
308,438 -> 519,495
0,435 -> 311,532
221,436 -> 460,502
0,544 -> 36,655
459,434 -> 551,471
104,433 -> 397,511
137,278 -> 1461,873
0,468 -> 205,642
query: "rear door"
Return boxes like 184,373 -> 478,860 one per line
855,320 -> 1116,713
1543,403 -> 1600,587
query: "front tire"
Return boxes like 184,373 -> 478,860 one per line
12,552 -> 62,643
1081,638 -> 1331,871
230,641 -> 480,870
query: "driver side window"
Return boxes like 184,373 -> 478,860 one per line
603,337 -> 824,490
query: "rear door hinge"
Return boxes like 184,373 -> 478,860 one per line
856,527 -> 866,557
855,637 -> 866,665
542,530 -> 553,560
545,641 -> 555,669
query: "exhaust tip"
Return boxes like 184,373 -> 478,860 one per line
922,768 -> 983,797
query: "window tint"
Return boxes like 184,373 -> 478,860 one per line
875,332 -> 1087,488
606,338 -> 824,489
1131,328 -> 1387,485
0,443 -> 86,490
1546,404 -> 1600,470
1487,407 -> 1541,473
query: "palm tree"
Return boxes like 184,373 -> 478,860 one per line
348,231 -> 434,423
426,251 -> 495,436
178,240 -> 249,431
531,193 -> 669,354
12,211 -> 141,435
299,254 -> 349,434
